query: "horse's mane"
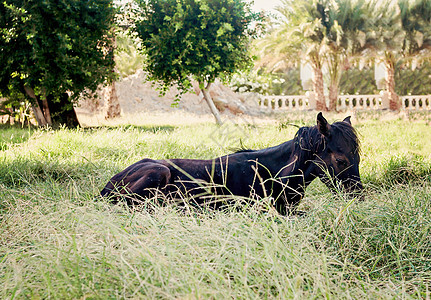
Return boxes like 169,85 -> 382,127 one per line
293,121 -> 360,159
292,126 -> 324,160
234,120 -> 360,159
330,121 -> 361,154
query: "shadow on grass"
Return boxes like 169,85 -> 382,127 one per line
84,124 -> 177,134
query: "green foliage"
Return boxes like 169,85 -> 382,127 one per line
276,69 -> 305,95
133,0 -> 260,99
339,61 -> 431,96
0,98 -> 32,125
230,70 -> 272,94
245,61 -> 431,96
399,0 -> 431,58
0,0 -> 117,103
254,0 -> 431,100
395,61 -> 431,95
339,66 -> 378,94
230,69 -> 305,95
253,0 -> 376,109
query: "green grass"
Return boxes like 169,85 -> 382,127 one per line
0,124 -> 33,151
1,116 -> 431,298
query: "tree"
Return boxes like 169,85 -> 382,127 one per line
300,0 -> 336,111
294,0 -> 375,111
115,31 -> 146,78
369,0 -> 405,111
366,0 -> 431,111
398,0 -> 431,76
105,33 -> 121,120
254,0 -> 350,111
254,0 -> 327,111
0,0 -> 117,127
323,0 -> 375,110
254,0 -> 377,111
133,0 -> 259,124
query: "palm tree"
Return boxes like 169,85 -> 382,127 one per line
324,0 -> 376,110
254,0 -> 376,111
368,0 -> 405,110
300,19 -> 327,111
399,0 -> 431,72
369,0 -> 431,111
254,0 -> 328,110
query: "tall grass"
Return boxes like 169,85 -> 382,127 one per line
1,117 -> 430,298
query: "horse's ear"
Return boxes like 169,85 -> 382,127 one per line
343,116 -> 352,125
317,112 -> 331,137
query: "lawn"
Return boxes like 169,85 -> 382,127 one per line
1,112 -> 431,299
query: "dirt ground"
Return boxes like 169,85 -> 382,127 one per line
76,70 -> 264,126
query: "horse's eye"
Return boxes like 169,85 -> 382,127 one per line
336,158 -> 348,167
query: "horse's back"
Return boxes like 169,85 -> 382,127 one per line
101,152 -> 276,201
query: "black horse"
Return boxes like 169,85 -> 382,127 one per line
101,113 -> 363,215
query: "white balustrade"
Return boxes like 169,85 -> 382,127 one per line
259,95 -> 310,111
338,95 -> 383,110
401,95 -> 431,110
258,93 -> 431,111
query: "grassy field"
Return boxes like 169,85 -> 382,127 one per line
1,112 -> 431,299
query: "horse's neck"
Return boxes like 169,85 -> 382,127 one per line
276,141 -> 317,184
248,141 -> 294,174
244,139 -> 316,181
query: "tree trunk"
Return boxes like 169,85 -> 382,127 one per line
24,86 -> 48,126
384,54 -> 400,111
48,93 -> 80,128
105,33 -> 121,119
105,81 -> 121,119
327,53 -> 342,112
312,65 -> 327,111
31,104 -> 48,127
201,82 -> 222,125
41,97 -> 53,125
328,83 -> 338,111
24,86 -> 79,127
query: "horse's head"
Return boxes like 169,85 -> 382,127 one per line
313,112 -> 363,198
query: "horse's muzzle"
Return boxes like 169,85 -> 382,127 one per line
343,178 -> 364,201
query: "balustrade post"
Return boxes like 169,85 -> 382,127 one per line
307,91 -> 316,110
259,95 -> 265,110
339,96 -> 346,110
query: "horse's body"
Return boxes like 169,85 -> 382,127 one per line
101,113 -> 363,215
